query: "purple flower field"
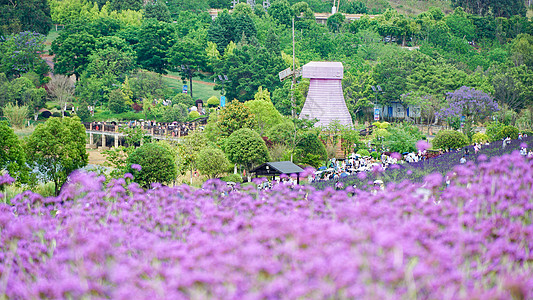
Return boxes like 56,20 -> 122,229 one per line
1,152 -> 533,299
315,136 -> 533,191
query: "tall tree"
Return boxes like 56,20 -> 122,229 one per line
26,117 -> 88,195
213,44 -> 284,102
109,0 -> 143,11
144,1 -> 172,22
47,75 -> 75,117
216,100 -> 258,138
0,31 -> 49,79
51,31 -> 97,80
207,10 -> 235,53
135,19 -> 176,74
168,36 -> 208,99
223,128 -> 270,178
268,0 -> 293,27
0,0 -> 52,36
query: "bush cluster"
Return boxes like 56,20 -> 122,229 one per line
432,130 -> 469,150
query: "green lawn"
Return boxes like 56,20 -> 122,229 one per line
163,76 -> 221,101
44,29 -> 60,53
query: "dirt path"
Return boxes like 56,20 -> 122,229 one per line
87,149 -> 107,166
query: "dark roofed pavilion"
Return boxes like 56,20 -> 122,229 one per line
251,161 -> 305,184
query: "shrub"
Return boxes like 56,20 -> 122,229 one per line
206,96 -> 220,108
295,132 -> 327,167
370,151 -> 380,159
496,125 -> 519,140
432,130 -> 469,150
485,121 -> 504,141
126,142 -> 178,188
383,124 -> 423,153
196,146 -> 230,179
522,129 -> 533,136
472,132 -> 490,143
372,121 -> 390,129
172,93 -> 194,107
2,104 -> 29,128
356,149 -> 371,157
221,173 -> 243,183
188,111 -> 200,119
108,89 -> 127,114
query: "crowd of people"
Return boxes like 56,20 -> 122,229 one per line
310,149 -> 433,182
87,119 -> 207,138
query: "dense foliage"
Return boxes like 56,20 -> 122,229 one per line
126,142 -> 178,188
25,117 -> 88,195
432,129 -> 469,150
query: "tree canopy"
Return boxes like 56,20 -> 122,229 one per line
26,117 -> 88,195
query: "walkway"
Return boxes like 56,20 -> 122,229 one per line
83,118 -> 207,148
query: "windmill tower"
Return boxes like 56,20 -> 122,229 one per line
299,62 -> 352,128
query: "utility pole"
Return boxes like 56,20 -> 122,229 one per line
291,17 -> 296,119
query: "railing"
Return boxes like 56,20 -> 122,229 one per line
83,118 -> 208,139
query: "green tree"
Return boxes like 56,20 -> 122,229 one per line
26,117 -> 88,195
109,0 -> 143,11
223,128 -> 270,176
343,1 -> 368,14
207,10 -> 235,53
0,0 -> 52,36
144,1 -> 171,22
196,146 -> 230,179
51,31 -> 97,80
0,121 -> 28,184
233,13 -> 256,43
0,31 -> 49,79
126,142 -> 178,188
135,19 -> 176,74
169,36 -> 208,99
49,0 -> 98,25
177,129 -> 209,183
268,0 -> 293,27
76,100 -> 92,121
128,70 -> 170,102
213,44 -> 284,101
327,13 -> 345,33
294,131 -> 327,168
511,34 -> 533,68
108,89 -> 127,114
216,100 -> 258,138
342,71 -> 376,121
244,87 -> 283,135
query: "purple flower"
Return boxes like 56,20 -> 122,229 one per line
416,140 -> 430,152
0,173 -> 15,186
131,164 -> 142,171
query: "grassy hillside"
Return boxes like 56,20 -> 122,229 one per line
386,0 -> 453,15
